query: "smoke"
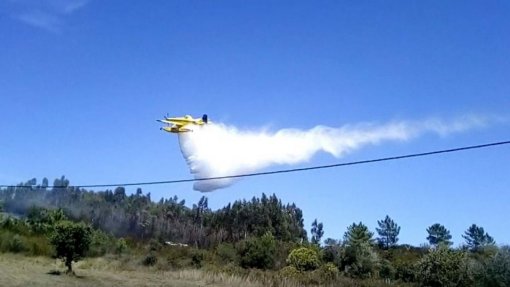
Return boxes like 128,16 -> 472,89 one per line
177,115 -> 488,192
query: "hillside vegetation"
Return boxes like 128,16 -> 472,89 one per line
1,176 -> 509,286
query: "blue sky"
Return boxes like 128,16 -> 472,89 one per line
1,0 -> 509,246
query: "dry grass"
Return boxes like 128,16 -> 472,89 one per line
0,253 -> 413,287
0,253 -> 267,287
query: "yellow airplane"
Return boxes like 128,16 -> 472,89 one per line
157,114 -> 208,133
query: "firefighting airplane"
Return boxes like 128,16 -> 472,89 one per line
157,114 -> 208,133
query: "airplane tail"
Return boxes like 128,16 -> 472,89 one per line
202,114 -> 208,123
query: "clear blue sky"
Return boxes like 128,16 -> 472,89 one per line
1,0 -> 509,246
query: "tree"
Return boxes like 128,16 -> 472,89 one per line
50,221 -> 92,273
376,215 -> 400,249
42,178 -> 49,189
342,222 -> 378,278
426,223 -> 452,247
344,222 -> 374,246
342,242 -> 379,278
462,224 -> 495,251
310,219 -> 324,245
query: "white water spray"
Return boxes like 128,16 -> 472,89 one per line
177,116 -> 487,192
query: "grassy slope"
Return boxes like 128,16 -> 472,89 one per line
0,254 -> 264,287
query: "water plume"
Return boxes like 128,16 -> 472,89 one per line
177,116 -> 487,192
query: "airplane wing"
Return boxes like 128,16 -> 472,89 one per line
157,119 -> 175,124
164,118 -> 195,125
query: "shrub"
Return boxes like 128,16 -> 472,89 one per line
286,247 -> 320,271
149,239 -> 163,251
143,253 -> 158,266
26,235 -> 51,256
472,245 -> 510,286
115,238 -> 128,254
279,265 -> 303,281
394,261 -> 416,282
8,234 -> 26,253
166,246 -> 192,268
416,247 -> 471,286
379,259 -> 396,280
341,242 -> 379,279
191,249 -> 205,268
316,262 -> 339,282
87,229 -> 111,256
240,232 -> 276,270
215,243 -> 238,264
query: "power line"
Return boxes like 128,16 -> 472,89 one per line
1,140 -> 509,189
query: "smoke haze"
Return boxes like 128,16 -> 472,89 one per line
178,116 -> 487,192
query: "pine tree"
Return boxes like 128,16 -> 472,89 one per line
426,223 -> 452,247
462,224 -> 495,251
344,222 -> 374,246
376,215 -> 400,249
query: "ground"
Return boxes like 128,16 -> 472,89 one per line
0,254 -> 263,287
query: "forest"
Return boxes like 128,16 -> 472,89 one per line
0,176 -> 509,286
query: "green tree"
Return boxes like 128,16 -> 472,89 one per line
50,221 -> 92,273
341,242 -> 379,278
342,222 -> 378,278
376,215 -> 400,249
426,223 -> 452,247
462,224 -> 495,251
344,222 -> 374,246
310,219 -> 324,245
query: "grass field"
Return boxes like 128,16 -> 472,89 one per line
0,254 -> 266,287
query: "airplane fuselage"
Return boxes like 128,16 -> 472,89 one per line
158,114 -> 208,134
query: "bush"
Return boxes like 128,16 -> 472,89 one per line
394,261 -> 416,282
115,238 -> 128,254
279,265 -> 304,281
143,253 -> 158,266
87,229 -> 112,256
379,259 -> 396,280
215,243 -> 238,264
240,232 -> 276,270
341,242 -> 379,279
315,262 -> 339,282
286,247 -> 320,271
416,247 -> 471,286
26,235 -> 51,256
472,245 -> 510,286
149,239 -> 163,251
191,249 -> 205,268
165,246 -> 192,268
8,234 -> 26,253
273,241 -> 298,270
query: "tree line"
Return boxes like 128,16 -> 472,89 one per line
1,176 -> 509,286
0,176 -> 307,247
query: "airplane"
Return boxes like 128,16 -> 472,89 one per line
157,114 -> 208,133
